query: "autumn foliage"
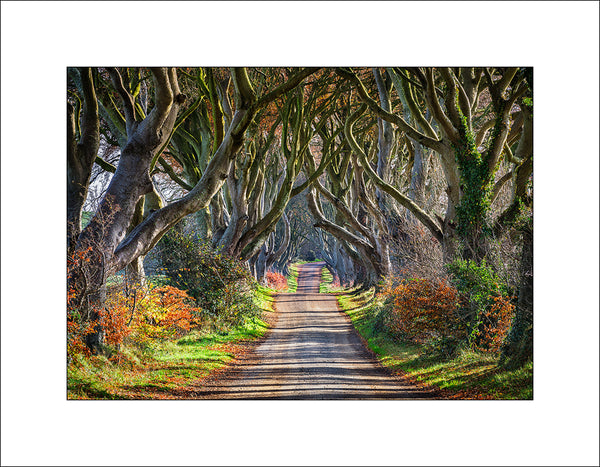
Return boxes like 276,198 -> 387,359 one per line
67,245 -> 96,359
265,271 -> 288,291
103,285 -> 203,349
474,294 -> 514,353
382,262 -> 516,356
385,278 -> 464,344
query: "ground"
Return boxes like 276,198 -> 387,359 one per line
169,262 -> 436,399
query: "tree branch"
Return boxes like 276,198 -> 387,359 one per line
386,67 -> 437,138
423,68 -> 460,143
95,156 -> 116,173
157,157 -> 194,191
78,67 -> 100,153
107,67 -> 136,134
307,188 -> 375,253
490,171 -> 513,205
142,67 -> 176,139
335,67 -> 446,153
344,104 -> 444,242
254,67 -> 321,110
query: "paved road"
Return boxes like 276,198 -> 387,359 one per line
193,262 -> 434,399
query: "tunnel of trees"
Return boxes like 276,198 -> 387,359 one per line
67,67 -> 533,366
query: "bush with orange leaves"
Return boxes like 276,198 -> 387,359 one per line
385,278 -> 465,347
67,245 -> 97,361
103,285 -> 203,350
265,271 -> 288,291
383,269 -> 515,356
445,259 -> 515,353
472,294 -> 514,354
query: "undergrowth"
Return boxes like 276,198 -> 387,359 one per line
337,289 -> 532,399
287,264 -> 300,292
319,265 -> 342,293
67,284 -> 276,399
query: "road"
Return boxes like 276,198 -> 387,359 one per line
191,262 -> 435,399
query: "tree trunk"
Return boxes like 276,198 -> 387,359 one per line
265,212 -> 291,272
500,221 -> 533,368
334,244 -> 347,285
255,245 -> 268,285
67,67 -> 100,255
210,192 -> 229,246
83,287 -> 106,354
409,143 -> 429,207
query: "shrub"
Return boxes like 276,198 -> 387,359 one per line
103,284 -> 203,350
445,259 -> 515,353
385,278 -> 464,354
67,313 -> 97,361
156,227 -> 259,327
67,245 -> 97,361
265,271 -> 288,291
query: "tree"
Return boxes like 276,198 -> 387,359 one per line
68,67 -> 318,352
67,67 -> 100,255
337,67 -> 532,263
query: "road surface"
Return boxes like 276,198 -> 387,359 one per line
191,262 -> 435,399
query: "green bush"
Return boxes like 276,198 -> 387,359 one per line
445,259 -> 513,351
156,227 -> 258,328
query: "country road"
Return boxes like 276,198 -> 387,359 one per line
189,262 -> 435,399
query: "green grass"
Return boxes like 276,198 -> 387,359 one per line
336,289 -> 533,399
68,286 -> 276,400
288,259 -> 332,293
287,263 -> 300,292
319,266 -> 333,293
254,284 -> 277,312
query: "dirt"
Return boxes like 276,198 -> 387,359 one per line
175,262 -> 437,399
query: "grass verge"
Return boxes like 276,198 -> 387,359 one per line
67,285 -> 277,400
287,263 -> 300,292
337,289 -> 533,400
320,265 -> 333,293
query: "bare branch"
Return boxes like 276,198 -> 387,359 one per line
490,171 -> 513,205
335,67 -> 446,153
107,67 -> 136,134
254,67 -> 321,110
344,104 -> 444,242
423,68 -> 460,143
386,67 -> 437,138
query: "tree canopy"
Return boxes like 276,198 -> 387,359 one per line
67,66 -> 533,359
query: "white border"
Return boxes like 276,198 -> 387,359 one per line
1,2 -> 599,466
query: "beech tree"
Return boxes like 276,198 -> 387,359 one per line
337,67 -> 533,262
67,68 -> 100,255
68,66 -> 532,359
68,66 -> 318,352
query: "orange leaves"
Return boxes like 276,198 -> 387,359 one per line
384,278 -> 464,344
266,271 -> 288,291
474,294 -> 515,354
67,317 -> 96,360
104,285 -> 203,348
382,273 -> 516,355
68,283 -> 206,362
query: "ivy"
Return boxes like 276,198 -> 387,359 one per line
453,115 -> 494,240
